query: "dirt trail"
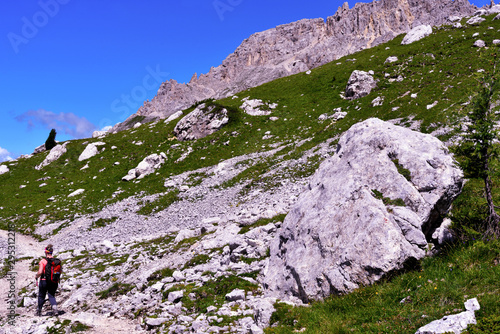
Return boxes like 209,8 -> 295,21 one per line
0,231 -> 141,333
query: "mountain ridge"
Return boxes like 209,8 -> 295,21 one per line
112,0 -> 476,133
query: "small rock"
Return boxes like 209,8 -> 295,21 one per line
168,290 -> 184,303
473,40 -> 486,48
68,189 -> 85,198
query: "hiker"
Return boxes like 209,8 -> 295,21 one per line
35,244 -> 62,316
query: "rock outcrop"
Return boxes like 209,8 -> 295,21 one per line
112,0 -> 476,132
122,153 -> 166,181
35,144 -> 67,170
345,70 -> 377,100
263,118 -> 463,303
173,104 -> 229,141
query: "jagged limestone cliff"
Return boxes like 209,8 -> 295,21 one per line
111,0 -> 475,132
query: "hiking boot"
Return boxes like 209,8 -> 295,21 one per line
35,308 -> 42,316
51,305 -> 59,316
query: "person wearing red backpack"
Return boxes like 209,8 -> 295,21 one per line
35,244 -> 62,316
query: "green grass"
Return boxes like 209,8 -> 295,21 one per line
239,214 -> 286,234
168,275 -> 260,314
147,267 -> 175,284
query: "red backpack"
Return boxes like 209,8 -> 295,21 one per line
43,258 -> 62,284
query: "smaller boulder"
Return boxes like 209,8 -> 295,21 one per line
385,56 -> 398,64
68,189 -> 85,198
415,298 -> 480,334
92,130 -> 107,138
78,143 -> 101,161
36,144 -> 67,170
165,111 -> 183,124
33,144 -> 46,154
122,153 -> 166,181
401,25 -> 432,45
467,16 -> 486,25
225,289 -> 246,302
241,99 -> 272,116
168,290 -> 184,303
473,39 -> 486,48
345,70 -> 377,100
372,96 -> 384,107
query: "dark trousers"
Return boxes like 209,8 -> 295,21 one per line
38,279 -> 58,309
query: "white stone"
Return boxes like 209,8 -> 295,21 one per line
0,165 -> 9,175
78,143 -> 99,161
36,144 -> 67,170
168,290 -> 184,303
68,189 -> 85,197
241,99 -> 271,116
92,130 -> 107,138
385,56 -> 398,63
225,289 -> 245,302
473,39 -> 486,48
415,299 -> 480,334
133,122 -> 142,129
345,70 -> 377,100
165,111 -> 183,124
427,101 -> 438,109
122,153 -> 165,181
402,25 -> 433,45
493,39 -> 500,45
372,96 -> 384,107
431,218 -> 454,245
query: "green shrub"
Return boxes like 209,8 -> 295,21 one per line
45,129 -> 57,151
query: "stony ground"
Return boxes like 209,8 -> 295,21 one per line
0,139 -> 335,334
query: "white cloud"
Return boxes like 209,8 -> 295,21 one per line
0,147 -> 13,162
15,109 -> 97,139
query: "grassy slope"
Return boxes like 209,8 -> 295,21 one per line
1,14 -> 500,333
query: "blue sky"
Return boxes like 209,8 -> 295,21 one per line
0,0 -> 491,161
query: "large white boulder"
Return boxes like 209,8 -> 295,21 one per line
264,118 -> 463,303
35,144 -> 67,170
402,25 -> 433,45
